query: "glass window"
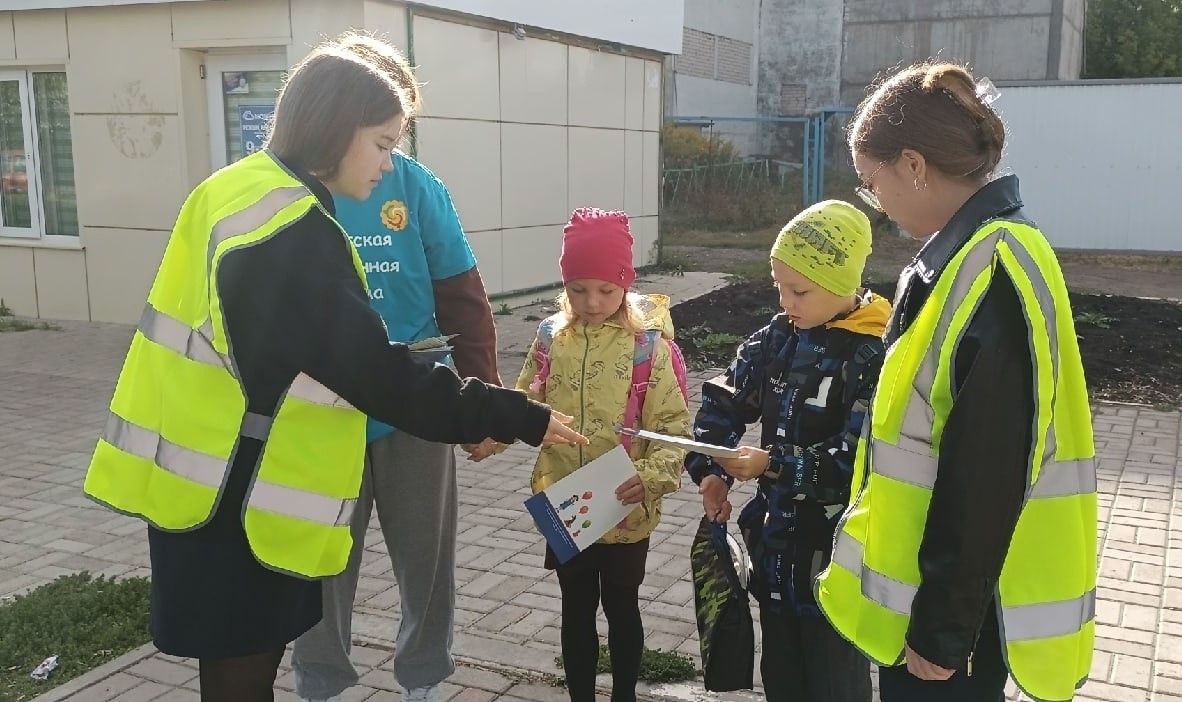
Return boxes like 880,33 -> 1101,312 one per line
0,69 -> 78,239
32,72 -> 79,237
0,77 -> 33,233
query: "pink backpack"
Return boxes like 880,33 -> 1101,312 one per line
528,318 -> 690,453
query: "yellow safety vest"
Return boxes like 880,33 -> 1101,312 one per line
84,150 -> 370,579
816,219 -> 1097,701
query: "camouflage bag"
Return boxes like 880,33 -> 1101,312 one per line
691,516 -> 755,691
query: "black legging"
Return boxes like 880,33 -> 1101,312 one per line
198,649 -> 285,702
557,568 -> 644,702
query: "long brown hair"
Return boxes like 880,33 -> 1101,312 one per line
849,62 -> 1006,179
336,31 -> 421,117
265,37 -> 407,178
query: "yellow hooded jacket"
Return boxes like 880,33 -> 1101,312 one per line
516,293 -> 691,544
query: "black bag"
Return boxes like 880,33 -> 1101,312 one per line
691,516 -> 755,691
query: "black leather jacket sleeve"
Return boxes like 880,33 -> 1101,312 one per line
905,268 -> 1033,670
218,207 -> 550,447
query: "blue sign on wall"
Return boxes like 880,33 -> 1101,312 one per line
238,105 -> 274,156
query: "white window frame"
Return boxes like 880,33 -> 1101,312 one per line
205,52 -> 288,171
0,69 -> 46,240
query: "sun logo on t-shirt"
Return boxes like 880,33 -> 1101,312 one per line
380,200 -> 409,231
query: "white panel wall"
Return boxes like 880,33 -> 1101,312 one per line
414,15 -> 664,294
997,81 -> 1182,251
412,0 -> 684,54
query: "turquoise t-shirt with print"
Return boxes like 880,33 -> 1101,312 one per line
334,152 -> 476,443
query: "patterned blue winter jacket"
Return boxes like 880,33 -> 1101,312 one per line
686,293 -> 889,616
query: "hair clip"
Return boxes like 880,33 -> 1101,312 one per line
975,77 -> 1000,107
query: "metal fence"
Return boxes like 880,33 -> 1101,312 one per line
663,111 -> 862,231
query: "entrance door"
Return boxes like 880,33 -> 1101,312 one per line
205,53 -> 287,170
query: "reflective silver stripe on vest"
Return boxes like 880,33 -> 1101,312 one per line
898,229 -> 1005,444
140,306 -> 354,413
830,532 -> 916,616
1002,590 -> 1095,642
207,186 -> 309,266
105,412 -> 354,527
876,227 -> 1092,497
903,226 -> 1007,430
1029,458 -> 1097,499
240,412 -> 273,442
103,413 -> 226,489
288,373 -> 356,410
867,438 -> 938,489
870,439 -> 1094,498
998,236 -> 1066,480
1000,236 -> 1060,385
832,527 -> 1096,640
249,481 -> 356,527
139,304 -> 228,370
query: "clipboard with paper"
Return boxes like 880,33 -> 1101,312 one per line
406,334 -> 458,364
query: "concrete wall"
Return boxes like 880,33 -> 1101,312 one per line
670,0 -> 759,153
839,0 -> 1084,105
758,0 -> 843,115
410,0 -> 684,54
411,15 -> 663,294
668,0 -> 1087,161
1052,0 -> 1086,80
0,0 -> 669,321
752,0 -> 842,160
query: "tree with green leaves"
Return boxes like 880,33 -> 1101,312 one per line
1085,0 -> 1182,78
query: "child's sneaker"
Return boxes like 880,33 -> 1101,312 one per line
402,685 -> 443,702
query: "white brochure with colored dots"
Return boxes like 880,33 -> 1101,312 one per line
524,445 -> 640,564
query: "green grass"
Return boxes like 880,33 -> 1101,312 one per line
554,644 -> 698,685
650,251 -> 694,274
725,262 -> 770,283
1074,311 -> 1116,329
685,325 -> 744,353
0,574 -> 152,702
0,318 -> 59,333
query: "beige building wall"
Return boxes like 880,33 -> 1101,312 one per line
411,12 -> 663,294
0,0 -> 664,321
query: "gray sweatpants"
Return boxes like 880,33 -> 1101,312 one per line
292,431 -> 458,699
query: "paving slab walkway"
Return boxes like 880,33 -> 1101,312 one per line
0,272 -> 1177,701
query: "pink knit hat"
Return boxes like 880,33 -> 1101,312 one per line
559,207 -> 636,288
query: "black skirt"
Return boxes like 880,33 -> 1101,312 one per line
147,439 -> 322,658
545,539 -> 650,588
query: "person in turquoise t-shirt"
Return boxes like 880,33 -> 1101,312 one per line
291,36 -> 502,702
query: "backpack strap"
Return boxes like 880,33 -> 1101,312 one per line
667,339 -> 691,404
840,340 -> 882,409
620,330 -> 662,453
527,318 -> 558,396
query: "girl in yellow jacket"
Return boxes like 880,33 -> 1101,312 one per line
515,207 -> 692,702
